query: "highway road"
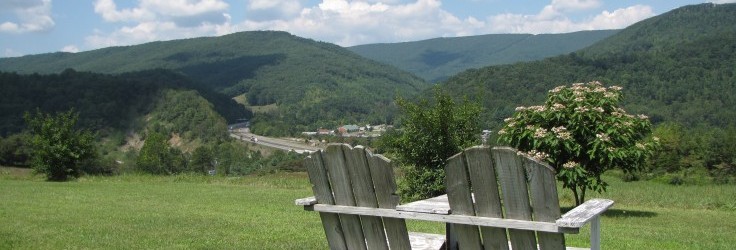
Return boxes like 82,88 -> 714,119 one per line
230,129 -> 323,154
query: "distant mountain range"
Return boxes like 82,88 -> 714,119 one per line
440,3 -> 736,130
0,31 -> 427,135
1,3 -> 734,139
349,30 -> 618,82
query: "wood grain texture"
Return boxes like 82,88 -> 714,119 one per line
304,151 -> 346,250
465,146 -> 509,250
523,156 -> 565,250
445,152 -> 482,250
396,195 -> 450,214
322,145 -> 366,250
556,199 -> 614,228
311,204 -> 564,232
366,150 -> 411,250
492,147 -> 537,250
342,145 -> 388,250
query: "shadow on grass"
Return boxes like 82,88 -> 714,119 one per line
561,207 -> 657,218
602,209 -> 657,218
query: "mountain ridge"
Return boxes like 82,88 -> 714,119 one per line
0,31 -> 428,135
349,30 -> 619,82
440,3 -> 736,129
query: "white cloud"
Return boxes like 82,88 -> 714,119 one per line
586,5 -> 654,30
88,0 -> 230,48
236,0 -> 486,46
231,0 -> 655,46
61,45 -> 80,53
710,0 -> 736,3
84,0 -> 659,49
0,0 -> 54,33
487,3 -> 654,34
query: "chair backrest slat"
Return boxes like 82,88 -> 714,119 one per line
322,145 -> 366,250
446,152 -> 483,250
464,147 -> 509,250
525,156 -> 566,249
305,153 -> 347,250
367,152 -> 412,250
343,145 -> 388,250
493,147 -> 538,249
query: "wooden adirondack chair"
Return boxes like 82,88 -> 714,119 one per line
297,144 -> 612,250
444,146 -> 612,250
295,144 -> 445,250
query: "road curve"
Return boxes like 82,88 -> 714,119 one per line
230,130 -> 323,154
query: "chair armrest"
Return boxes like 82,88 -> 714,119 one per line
556,199 -> 614,228
295,196 -> 317,206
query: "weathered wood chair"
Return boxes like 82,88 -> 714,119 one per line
297,144 -> 613,250
295,144 -> 445,250
443,146 -> 613,250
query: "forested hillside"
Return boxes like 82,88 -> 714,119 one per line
0,31 -> 428,134
441,3 -> 736,182
0,69 -> 249,138
349,30 -> 618,82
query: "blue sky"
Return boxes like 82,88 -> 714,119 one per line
1,0 -> 732,57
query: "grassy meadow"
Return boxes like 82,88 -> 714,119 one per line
1,167 -> 735,249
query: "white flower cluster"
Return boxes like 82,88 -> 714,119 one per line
563,161 -> 578,169
533,127 -> 548,138
552,126 -> 572,140
551,103 -> 565,111
596,133 -> 610,142
518,150 -> 550,162
574,106 -> 589,112
549,86 -> 566,93
529,105 -> 547,112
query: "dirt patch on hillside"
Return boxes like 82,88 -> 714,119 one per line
121,131 -> 144,152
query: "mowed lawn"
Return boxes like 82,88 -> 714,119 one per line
1,168 -> 735,249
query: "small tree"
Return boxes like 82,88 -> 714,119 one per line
392,88 -> 482,201
24,109 -> 97,181
190,145 -> 215,174
136,131 -> 185,175
498,81 -> 658,205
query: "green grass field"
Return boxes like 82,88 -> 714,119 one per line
1,167 -> 734,249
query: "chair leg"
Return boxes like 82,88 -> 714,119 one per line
591,216 -> 601,250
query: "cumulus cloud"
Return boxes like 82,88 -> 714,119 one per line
710,0 -> 736,3
231,0 -> 655,46
0,0 -> 54,33
489,4 -> 654,34
87,0 -> 231,48
84,0 -> 659,49
236,0 -> 486,46
61,45 -> 80,53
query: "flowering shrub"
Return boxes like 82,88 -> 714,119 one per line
498,81 -> 658,205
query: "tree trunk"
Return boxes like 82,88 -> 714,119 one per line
570,186 -> 580,206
